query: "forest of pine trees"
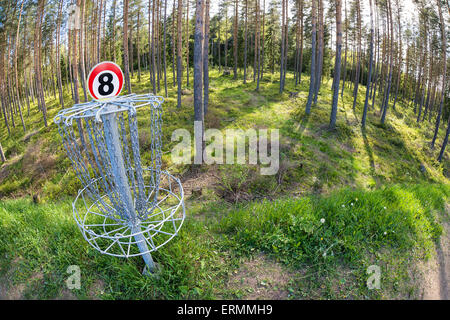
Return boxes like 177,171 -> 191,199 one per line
0,0 -> 449,162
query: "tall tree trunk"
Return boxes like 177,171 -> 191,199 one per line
163,0 -> 168,97
225,5 -> 228,70
261,0 -> 265,80
351,0 -> 362,111
112,0 -> 117,62
362,0 -> 374,128
305,0 -> 317,114
392,0 -> 402,110
97,0 -> 103,64
176,0 -> 183,108
80,0 -> 87,102
279,0 -> 285,93
256,0 -> 261,91
186,0 -> 190,87
340,0 -> 347,97
34,0 -> 47,127
330,0 -> 342,130
243,0 -> 248,84
137,8 -> 142,83
151,0 -> 157,93
380,0 -> 394,124
172,0 -> 177,87
233,0 -> 238,79
203,0 -> 210,115
313,0 -> 323,104
123,0 -> 132,93
14,0 -> 26,132
432,0 -> 447,149
194,0 -> 204,163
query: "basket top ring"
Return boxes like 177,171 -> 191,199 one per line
53,93 -> 164,126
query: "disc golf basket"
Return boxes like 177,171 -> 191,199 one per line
54,94 -> 185,274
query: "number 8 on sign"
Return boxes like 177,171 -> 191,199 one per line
87,61 -> 124,100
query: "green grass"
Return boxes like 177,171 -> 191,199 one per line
0,67 -> 449,299
0,183 -> 448,299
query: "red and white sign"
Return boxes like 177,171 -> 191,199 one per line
87,61 -> 124,100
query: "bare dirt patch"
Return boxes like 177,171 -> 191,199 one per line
22,140 -> 57,180
89,279 -> 106,299
180,166 -> 219,198
226,253 -> 295,300
0,257 -> 25,300
419,204 -> 449,300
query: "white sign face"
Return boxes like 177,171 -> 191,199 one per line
87,62 -> 124,100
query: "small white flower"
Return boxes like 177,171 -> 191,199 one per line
320,218 -> 325,224
383,232 -> 387,235
351,203 -> 354,206
383,206 -> 387,210
322,252 -> 327,257
342,204 -> 345,208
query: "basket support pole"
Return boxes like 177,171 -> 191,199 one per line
102,109 -> 157,274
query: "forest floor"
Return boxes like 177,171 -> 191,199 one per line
0,69 -> 449,299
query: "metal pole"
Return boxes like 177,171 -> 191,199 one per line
102,107 -> 156,274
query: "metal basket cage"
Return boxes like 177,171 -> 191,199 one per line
54,94 -> 185,263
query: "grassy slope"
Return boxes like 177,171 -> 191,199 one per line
0,68 -> 449,299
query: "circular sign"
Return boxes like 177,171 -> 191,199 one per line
87,61 -> 124,100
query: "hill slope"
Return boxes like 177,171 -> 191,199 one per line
0,69 -> 449,299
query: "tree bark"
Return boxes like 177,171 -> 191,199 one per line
14,0 -> 26,132
351,0 -> 362,111
432,0 -> 447,149
123,0 -> 132,93
305,0 -> 317,114
233,0 -> 238,79
194,0 -> 205,163
362,0 -> 374,128
330,0 -> 342,130
203,0 -> 210,115
176,0 -> 183,108
186,0 -> 190,87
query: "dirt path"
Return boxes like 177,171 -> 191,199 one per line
421,205 -> 450,300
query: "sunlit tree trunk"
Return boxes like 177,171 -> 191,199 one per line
176,0 -> 183,108
432,0 -> 447,149
380,0 -> 394,124
351,0 -> 362,111
97,0 -> 103,64
244,0 -> 248,84
203,0 -> 210,114
34,0 -> 47,127
330,0 -> 342,130
305,0 -> 317,114
261,0 -> 265,80
362,0 -> 374,128
186,0 -> 190,87
340,0 -> 347,98
163,0 -> 168,97
172,0 -> 177,87
194,0 -> 204,164
79,0 -> 87,102
392,0 -> 402,111
233,0 -> 238,79
279,0 -> 285,93
137,8 -> 142,83
14,0 -> 26,132
313,0 -> 323,104
123,0 -> 132,93
256,0 -> 261,91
